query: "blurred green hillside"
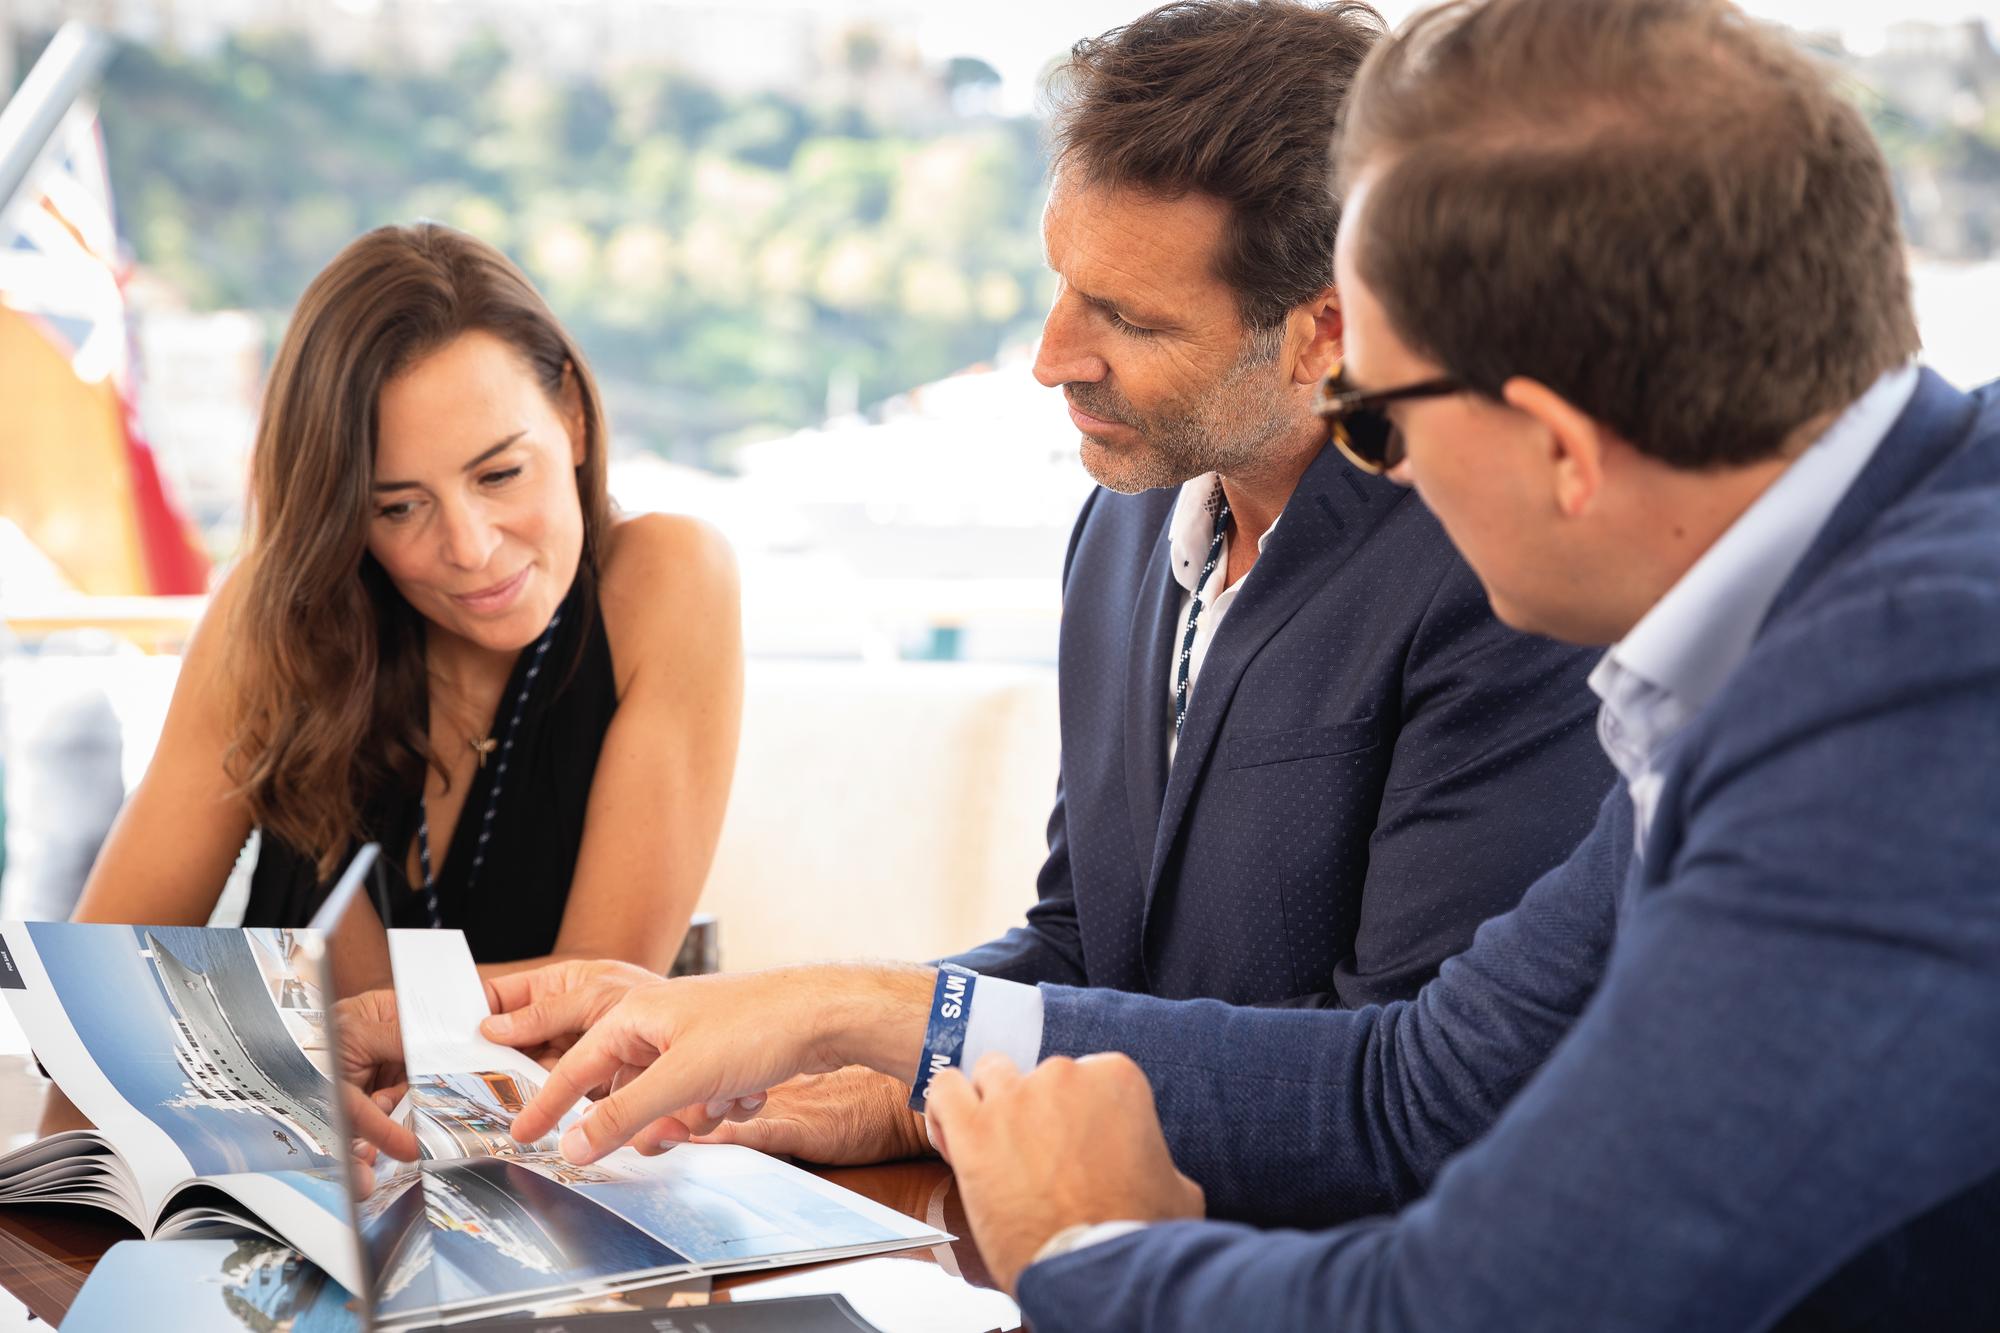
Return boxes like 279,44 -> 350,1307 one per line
76,30 -> 1055,466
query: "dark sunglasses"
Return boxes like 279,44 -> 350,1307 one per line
1312,368 -> 1464,474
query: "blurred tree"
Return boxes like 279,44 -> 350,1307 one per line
559,79 -> 620,167
77,25 -> 1052,467
944,56 -> 1002,94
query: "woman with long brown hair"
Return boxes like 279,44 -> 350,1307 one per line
72,222 -> 742,978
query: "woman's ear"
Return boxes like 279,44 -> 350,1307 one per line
1502,376 -> 1606,519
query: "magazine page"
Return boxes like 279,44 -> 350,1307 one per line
59,1237 -> 364,1333
0,920 -> 364,1280
0,1142 -> 142,1215
379,931 -> 947,1326
162,1167 -> 369,1294
0,921 -> 201,1219
517,1146 -> 945,1270
387,927 -> 562,1105
378,1153 -> 695,1322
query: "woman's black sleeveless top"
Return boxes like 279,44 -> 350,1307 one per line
242,582 -> 617,962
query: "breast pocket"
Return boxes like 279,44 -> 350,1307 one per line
1225,715 -> 1382,770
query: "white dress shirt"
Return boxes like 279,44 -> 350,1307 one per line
1165,472 -> 1278,767
1588,364 -> 1917,849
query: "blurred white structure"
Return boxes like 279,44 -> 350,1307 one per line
1911,258 -> 2000,389
701,659 -> 1057,970
0,647 -> 1059,968
612,357 -> 1089,662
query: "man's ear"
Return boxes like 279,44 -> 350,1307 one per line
560,361 -> 587,467
1502,377 -> 1606,518
1290,287 -> 1343,385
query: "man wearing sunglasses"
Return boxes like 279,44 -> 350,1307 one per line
676,0 -> 1611,1169
476,0 -> 2000,1328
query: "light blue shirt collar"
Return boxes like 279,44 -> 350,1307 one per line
1592,365 -> 1919,732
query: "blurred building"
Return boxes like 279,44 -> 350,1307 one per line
611,355 -> 1086,662
1870,18 -> 2000,125
5,1 -> 967,115
1844,19 -> 2000,259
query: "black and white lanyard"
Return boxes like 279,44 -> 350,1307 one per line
1173,498 -> 1232,737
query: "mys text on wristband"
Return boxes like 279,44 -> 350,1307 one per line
908,963 -> 978,1111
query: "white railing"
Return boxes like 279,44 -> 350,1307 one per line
4,582 -> 1063,661
3,594 -> 208,650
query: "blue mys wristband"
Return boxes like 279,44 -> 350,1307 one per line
908,963 -> 978,1111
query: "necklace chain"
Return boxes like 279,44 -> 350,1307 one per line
416,609 -> 564,929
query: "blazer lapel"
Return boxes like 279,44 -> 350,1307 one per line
1122,511 -> 1181,883
1142,449 -> 1410,913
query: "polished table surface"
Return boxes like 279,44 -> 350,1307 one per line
0,1050 -> 1021,1331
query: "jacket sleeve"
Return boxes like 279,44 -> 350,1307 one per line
1327,556 -> 1612,1008
1037,783 -> 1625,1226
1020,577 -> 2000,1332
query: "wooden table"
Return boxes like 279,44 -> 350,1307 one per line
0,1052 -> 1019,1330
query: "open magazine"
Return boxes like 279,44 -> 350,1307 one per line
2,908 -> 946,1329
368,929 -> 947,1328
0,919 -> 368,1287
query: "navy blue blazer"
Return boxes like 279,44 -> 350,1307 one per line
1018,372 -> 2000,1331
951,441 -> 1612,1007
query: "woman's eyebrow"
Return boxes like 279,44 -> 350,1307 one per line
373,432 -> 526,491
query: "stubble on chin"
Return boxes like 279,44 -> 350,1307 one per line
1079,432 -> 1188,495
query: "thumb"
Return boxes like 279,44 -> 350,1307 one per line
924,1067 -> 977,1167
626,1113 -> 696,1157
1178,1170 -> 1206,1217
557,1058 -> 705,1165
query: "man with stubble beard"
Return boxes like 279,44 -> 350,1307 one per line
691,0 -> 1613,1164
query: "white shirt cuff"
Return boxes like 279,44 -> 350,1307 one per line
960,974 -> 1043,1073
1031,1220 -> 1152,1267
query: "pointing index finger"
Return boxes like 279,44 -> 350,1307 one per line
512,1033 -> 621,1144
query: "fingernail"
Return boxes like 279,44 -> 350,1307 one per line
739,1095 -> 766,1111
373,1091 -> 396,1112
482,1014 -> 512,1036
656,1139 -> 679,1154
560,1126 -> 591,1163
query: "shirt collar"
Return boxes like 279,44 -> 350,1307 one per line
1167,472 -> 1279,594
1592,364 -> 1919,721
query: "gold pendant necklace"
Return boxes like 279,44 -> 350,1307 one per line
469,736 -> 498,768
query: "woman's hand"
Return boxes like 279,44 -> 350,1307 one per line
481,957 -> 663,1074
333,988 -> 421,1163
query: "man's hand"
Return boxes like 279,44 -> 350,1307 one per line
694,1066 -> 933,1166
490,963 -> 935,1165
926,1052 -> 1204,1295
333,989 -> 421,1163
